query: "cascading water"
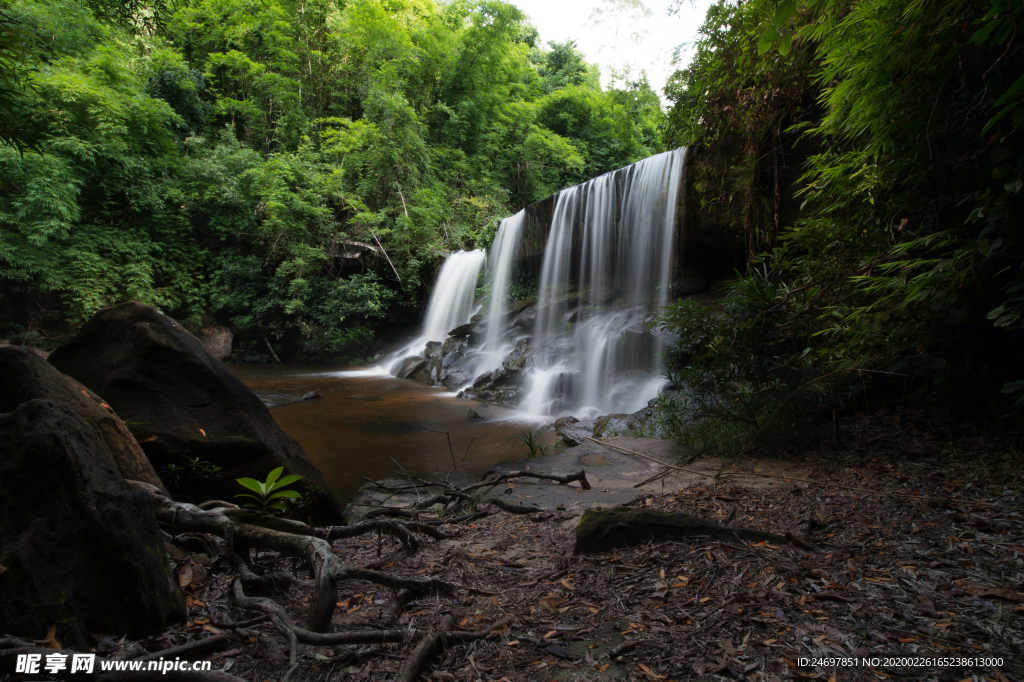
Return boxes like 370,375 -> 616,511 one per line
481,211 -> 527,365
503,147 -> 688,417
386,249 -> 486,373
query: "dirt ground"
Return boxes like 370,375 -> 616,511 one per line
42,412 -> 1024,682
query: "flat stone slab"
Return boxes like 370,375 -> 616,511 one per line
479,437 -> 721,514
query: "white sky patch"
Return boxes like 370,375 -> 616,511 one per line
511,0 -> 715,104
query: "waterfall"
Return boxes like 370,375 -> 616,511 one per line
513,148 -> 687,416
386,249 -> 486,373
482,211 -> 527,365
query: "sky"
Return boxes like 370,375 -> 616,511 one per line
509,0 -> 716,103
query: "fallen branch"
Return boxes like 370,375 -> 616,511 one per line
468,469 -> 592,491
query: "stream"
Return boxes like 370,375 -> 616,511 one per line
230,363 -> 535,503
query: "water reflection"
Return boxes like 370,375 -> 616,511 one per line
230,364 -> 537,503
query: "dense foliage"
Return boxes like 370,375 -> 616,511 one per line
660,0 -> 1024,449
0,0 -> 664,359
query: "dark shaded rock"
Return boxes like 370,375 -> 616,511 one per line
195,325 -> 233,360
468,409 -> 481,420
509,298 -> 537,314
554,417 -> 593,446
593,414 -> 631,438
624,398 -> 666,438
489,385 -> 523,407
469,313 -> 483,324
511,305 -> 537,333
48,302 -> 344,520
441,336 -> 467,356
441,350 -> 463,369
447,323 -> 481,337
0,399 -> 185,642
425,341 -> 443,359
676,274 -> 709,295
395,356 -> 427,380
502,337 -> 534,372
473,371 -> 494,389
0,346 -> 167,494
443,368 -> 474,391
574,508 -> 787,554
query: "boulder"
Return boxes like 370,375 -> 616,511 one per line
395,356 -> 427,380
553,416 -> 593,446
573,508 -> 787,554
425,341 -> 444,359
467,409 -> 482,420
441,356 -> 475,391
509,298 -> 537,314
592,414 -> 631,438
502,337 -> 534,371
447,322 -> 481,338
48,302 -> 344,520
0,346 -> 167,494
441,336 -> 468,357
195,325 -> 233,360
441,350 -> 463,369
0,399 -> 185,642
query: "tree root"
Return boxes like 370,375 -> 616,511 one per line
395,614 -> 511,682
468,469 -> 592,491
129,481 -> 459,633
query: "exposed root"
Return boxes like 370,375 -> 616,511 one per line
395,615 -> 511,682
468,469 -> 592,491
128,480 -> 461,633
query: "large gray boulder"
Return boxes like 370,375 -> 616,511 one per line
48,302 -> 344,521
0,346 -> 167,495
0,399 -> 185,643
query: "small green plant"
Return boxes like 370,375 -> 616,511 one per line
160,456 -> 223,489
234,467 -> 304,518
504,427 -> 562,460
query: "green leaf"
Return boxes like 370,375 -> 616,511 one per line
1001,380 -> 1024,394
265,467 -> 284,486
773,0 -> 796,28
236,477 -> 266,495
758,28 -> 779,56
778,34 -> 793,56
269,474 -> 304,491
266,489 -> 304,501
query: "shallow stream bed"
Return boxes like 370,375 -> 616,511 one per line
230,364 -> 534,503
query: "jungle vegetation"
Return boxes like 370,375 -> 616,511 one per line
0,0 -> 664,359
659,0 -> 1024,449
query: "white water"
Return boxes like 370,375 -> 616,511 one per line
482,211 -> 527,366
516,147 -> 687,416
385,249 -> 486,372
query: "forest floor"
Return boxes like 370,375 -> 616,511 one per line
105,411 -> 1023,682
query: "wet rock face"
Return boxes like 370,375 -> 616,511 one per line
593,414 -> 631,438
396,356 -> 427,380
0,399 -> 185,643
48,301 -> 344,521
0,346 -> 167,494
425,341 -> 443,359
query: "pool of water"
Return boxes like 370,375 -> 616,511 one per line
230,364 -> 539,503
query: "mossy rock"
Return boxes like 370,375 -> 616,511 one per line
574,508 -> 788,554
